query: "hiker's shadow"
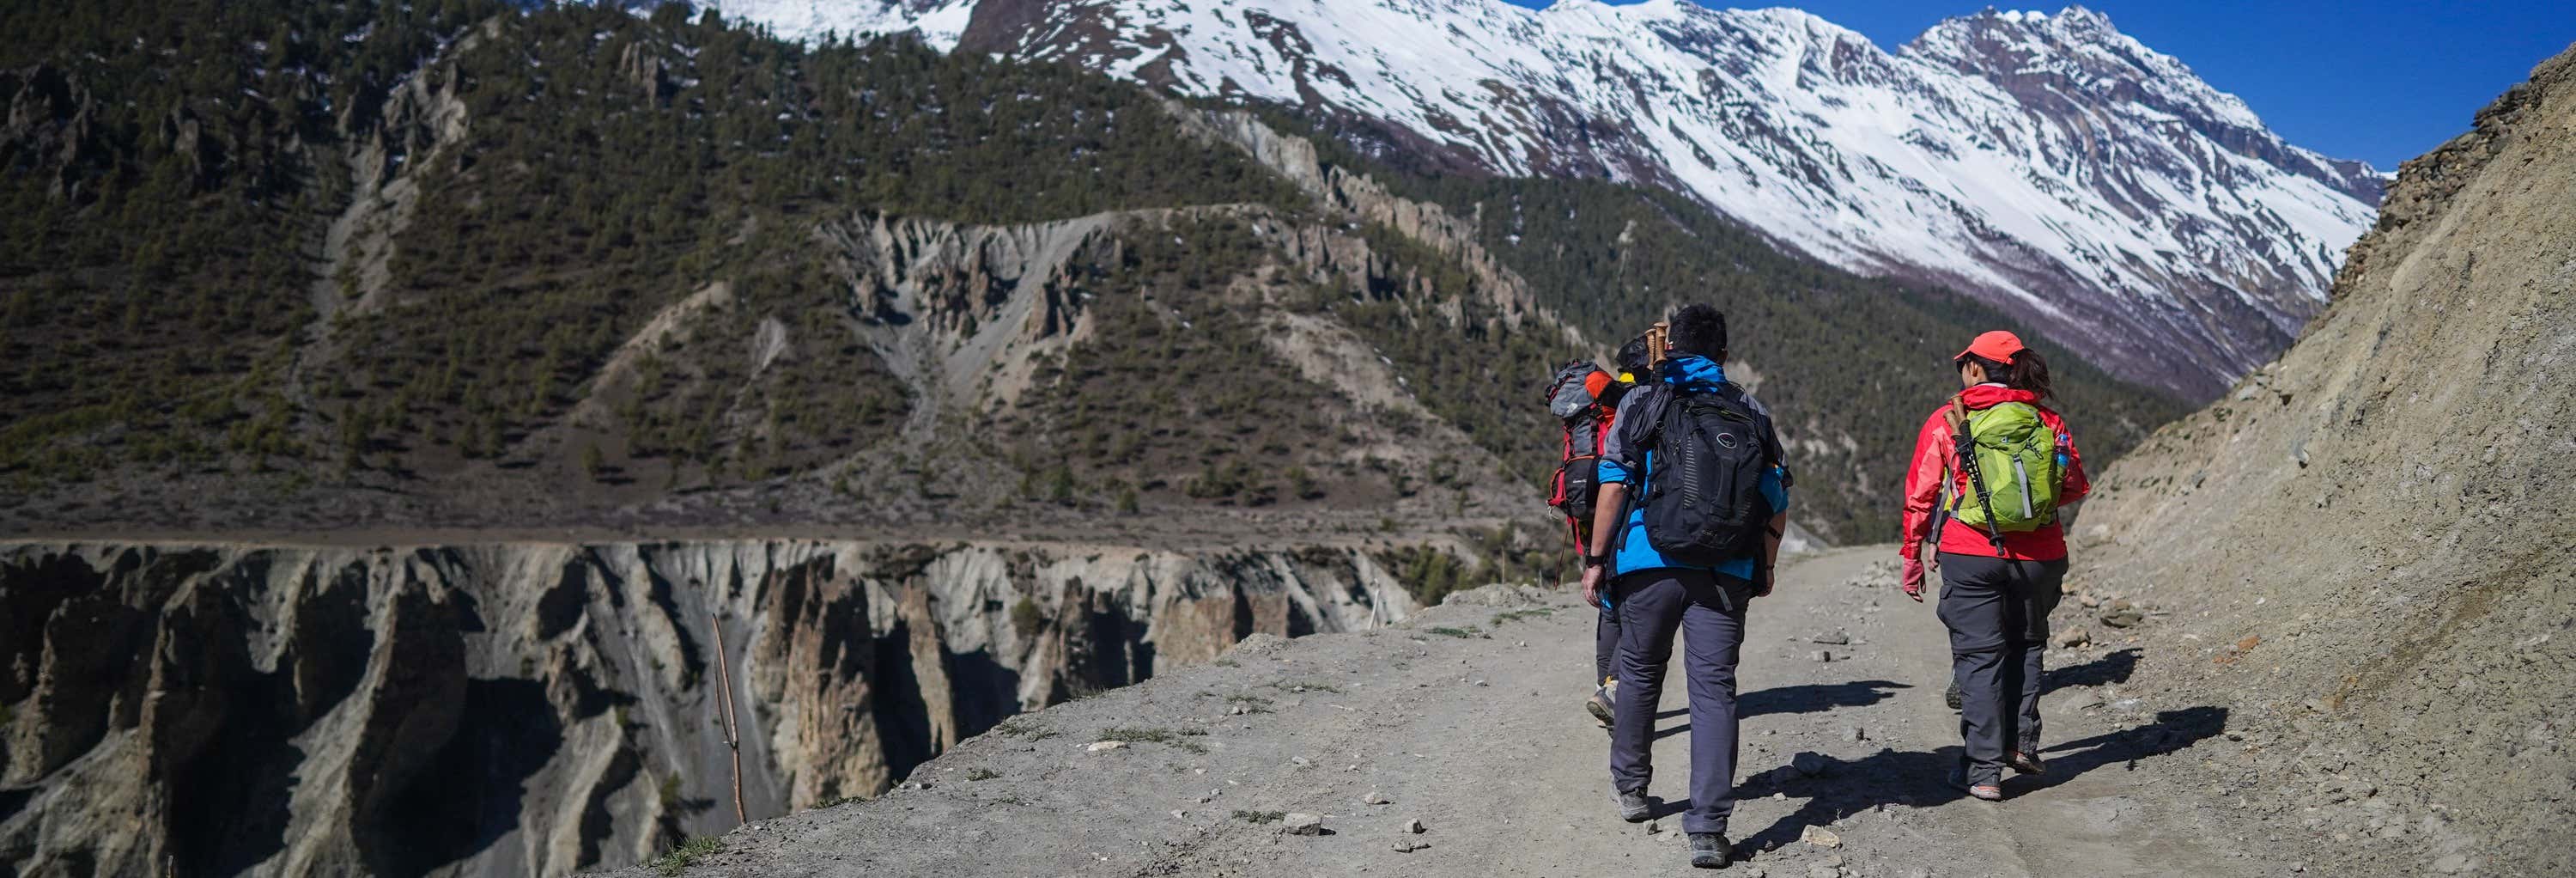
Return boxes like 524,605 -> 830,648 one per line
1730,706 -> 2231,858
2046,648 -> 2141,693
2023,704 -> 2231,793
1647,680 -> 1910,742
1741,680 -> 1911,718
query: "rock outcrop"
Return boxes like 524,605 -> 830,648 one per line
1166,102 -> 1552,334
0,540 -> 1413,876
2069,45 -> 2576,877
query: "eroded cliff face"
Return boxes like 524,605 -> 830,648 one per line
0,540 -> 1413,877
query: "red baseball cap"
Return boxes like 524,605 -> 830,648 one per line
1955,330 -> 2026,364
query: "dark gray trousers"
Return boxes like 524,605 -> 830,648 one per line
1609,568 -> 1751,835
1594,589 -> 1621,686
1935,552 -> 2068,784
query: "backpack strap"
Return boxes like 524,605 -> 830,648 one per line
1610,477 -> 1638,555
1951,404 -> 2010,555
1607,383 -> 1673,557
1619,383 -> 1674,454
1715,381 -> 1787,474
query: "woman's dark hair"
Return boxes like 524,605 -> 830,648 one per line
1968,350 -> 2053,399
1614,336 -> 1653,375
1667,304 -> 1728,358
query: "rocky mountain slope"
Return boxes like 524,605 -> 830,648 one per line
713,0 -> 2384,399
2058,44 -> 2576,877
0,2 -> 1546,547
0,1 -> 2183,547
0,538 -> 1415,876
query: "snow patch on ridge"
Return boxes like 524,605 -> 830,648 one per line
697,0 -> 975,46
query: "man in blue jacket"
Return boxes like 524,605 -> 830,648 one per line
1577,304 -> 1791,869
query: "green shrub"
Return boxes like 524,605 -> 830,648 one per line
993,716 -> 1059,741
653,836 -> 724,876
1378,545 -> 1468,606
1010,596 -> 1043,640
1097,726 -> 1211,753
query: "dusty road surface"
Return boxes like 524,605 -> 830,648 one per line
620,547 -> 2280,877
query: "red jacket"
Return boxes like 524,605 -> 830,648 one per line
1899,385 -> 2090,562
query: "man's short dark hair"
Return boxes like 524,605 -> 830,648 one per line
1667,304 -> 1727,358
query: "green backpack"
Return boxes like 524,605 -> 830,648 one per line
1951,402 -> 2060,534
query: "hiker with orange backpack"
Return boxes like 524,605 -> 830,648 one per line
1546,335 -> 1656,729
1898,331 -> 2091,802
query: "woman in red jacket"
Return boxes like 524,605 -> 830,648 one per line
1898,331 -> 2090,802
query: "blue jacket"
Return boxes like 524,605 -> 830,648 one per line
1596,356 -> 1790,582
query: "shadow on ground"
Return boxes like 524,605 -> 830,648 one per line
1646,680 -> 1913,742
1741,680 -> 1911,718
2025,705 -> 2230,793
1726,705 -> 2230,859
2046,648 -> 2142,693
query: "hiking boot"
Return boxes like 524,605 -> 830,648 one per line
1585,680 -> 1618,729
2006,749 -> 2048,776
1947,766 -> 2003,802
1944,680 -> 1963,711
1614,788 -> 1653,822
1688,832 -> 1731,869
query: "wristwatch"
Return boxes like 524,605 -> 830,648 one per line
1583,554 -> 1611,569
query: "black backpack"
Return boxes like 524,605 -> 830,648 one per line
1628,382 -> 1777,566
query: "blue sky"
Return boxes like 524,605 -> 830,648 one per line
1503,1 -> 2576,169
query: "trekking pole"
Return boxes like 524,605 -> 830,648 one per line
710,608 -> 748,826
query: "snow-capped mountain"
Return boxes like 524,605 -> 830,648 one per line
697,0 -> 978,45
707,0 -> 2382,398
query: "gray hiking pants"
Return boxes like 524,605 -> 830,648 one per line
1609,568 -> 1752,834
1594,588 -> 1621,686
1935,552 -> 2068,785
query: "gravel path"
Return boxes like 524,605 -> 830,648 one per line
621,546 -> 2280,877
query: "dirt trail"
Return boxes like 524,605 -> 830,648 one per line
627,547 -> 2275,877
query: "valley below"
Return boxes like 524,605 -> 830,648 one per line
0,537 -> 1417,876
